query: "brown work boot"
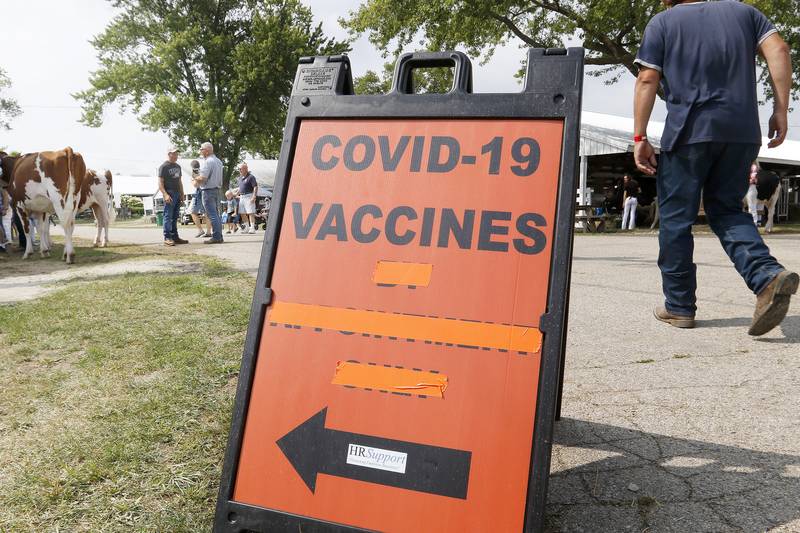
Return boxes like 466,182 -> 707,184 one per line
653,306 -> 696,329
749,270 -> 799,336
173,237 -> 189,244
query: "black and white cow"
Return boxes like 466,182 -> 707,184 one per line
746,169 -> 781,233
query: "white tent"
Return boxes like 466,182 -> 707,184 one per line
577,111 -> 800,204
580,111 -> 800,164
111,175 -> 158,209
110,159 -> 279,206
167,159 -> 278,195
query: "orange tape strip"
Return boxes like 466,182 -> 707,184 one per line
268,301 -> 542,352
373,261 -> 433,287
332,361 -> 447,398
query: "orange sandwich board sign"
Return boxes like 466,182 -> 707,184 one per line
215,49 -> 584,532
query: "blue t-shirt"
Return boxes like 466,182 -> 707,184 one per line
635,1 -> 777,152
238,173 -> 258,195
226,198 -> 238,213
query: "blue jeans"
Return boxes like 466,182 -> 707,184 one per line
163,189 -> 181,240
657,142 -> 783,315
201,187 -> 223,240
191,189 -> 204,214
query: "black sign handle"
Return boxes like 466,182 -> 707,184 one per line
391,51 -> 473,95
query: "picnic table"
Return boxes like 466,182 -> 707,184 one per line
574,205 -> 619,232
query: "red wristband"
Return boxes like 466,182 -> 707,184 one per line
633,135 -> 648,143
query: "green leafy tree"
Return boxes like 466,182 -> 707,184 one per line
344,0 -> 800,97
0,67 -> 21,130
753,0 -> 800,99
76,0 -> 349,187
354,61 -> 454,95
120,195 -> 144,217
354,64 -> 393,95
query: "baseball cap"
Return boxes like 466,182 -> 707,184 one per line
167,146 -> 180,154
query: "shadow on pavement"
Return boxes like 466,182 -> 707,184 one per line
546,418 -> 800,532
694,316 -> 753,328
756,314 -> 800,344
694,315 -> 799,344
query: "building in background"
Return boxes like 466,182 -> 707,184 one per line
578,112 -> 800,222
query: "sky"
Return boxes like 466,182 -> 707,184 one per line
0,0 -> 796,176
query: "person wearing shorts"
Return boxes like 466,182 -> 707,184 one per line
236,163 -> 258,233
189,160 -> 211,238
224,189 -> 239,234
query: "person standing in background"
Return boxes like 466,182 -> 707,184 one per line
157,147 -> 188,246
0,186 -> 8,253
236,163 -> 258,234
189,160 -> 211,238
224,189 -> 239,234
621,174 -> 640,230
747,161 -> 760,226
197,142 -> 224,244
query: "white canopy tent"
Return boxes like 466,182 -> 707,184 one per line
110,159 -> 279,210
578,111 -> 800,204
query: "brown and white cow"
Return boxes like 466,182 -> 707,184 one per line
81,169 -> 115,247
34,168 -> 116,252
6,147 -> 87,263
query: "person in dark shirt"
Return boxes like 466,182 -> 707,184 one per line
236,163 -> 259,233
633,0 -> 796,335
621,175 -> 641,230
0,187 -> 7,253
158,147 -> 187,246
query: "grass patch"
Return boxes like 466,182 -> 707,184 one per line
635,359 -> 656,364
0,257 -> 252,531
673,353 -> 691,359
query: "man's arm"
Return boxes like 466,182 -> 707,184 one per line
178,173 -> 185,202
157,169 -> 172,204
633,67 -> 661,175
759,33 -> 792,148
196,159 -> 210,185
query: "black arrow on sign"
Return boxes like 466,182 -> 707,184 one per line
276,407 -> 471,499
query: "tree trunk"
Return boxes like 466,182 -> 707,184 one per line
221,149 -> 241,192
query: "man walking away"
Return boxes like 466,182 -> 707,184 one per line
634,0 -> 797,336
621,174 -> 640,230
158,147 -> 188,246
197,142 -> 224,244
237,163 -> 259,233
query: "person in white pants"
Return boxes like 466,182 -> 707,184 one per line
747,161 -> 760,225
621,174 -> 641,230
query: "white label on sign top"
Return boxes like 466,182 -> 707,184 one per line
346,443 -> 408,474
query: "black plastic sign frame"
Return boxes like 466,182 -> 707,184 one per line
214,48 -> 584,532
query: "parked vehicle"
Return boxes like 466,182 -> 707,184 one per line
180,205 -> 205,225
